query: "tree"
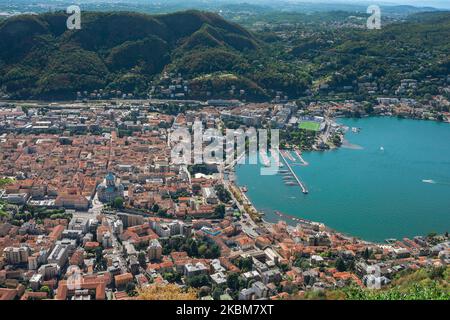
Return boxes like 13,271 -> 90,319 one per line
198,244 -> 208,257
279,263 -> 290,272
157,208 -> 169,218
227,272 -> 240,291
111,197 -> 124,209
212,286 -> 224,300
198,286 -> 211,297
93,247 -> 107,271
39,286 -> 51,297
163,272 -> 182,283
236,257 -> 253,272
427,232 -> 437,239
21,106 -> 30,116
362,248 -> 371,260
207,244 -> 221,259
214,185 -> 232,203
186,274 -> 211,288
151,203 -> 160,213
0,178 -> 14,188
293,257 -> 310,270
189,240 -> 199,257
126,282 -> 137,296
335,257 -> 347,272
332,134 -> 342,147
95,247 -> 103,263
214,204 -> 225,219
138,284 -> 197,300
342,281 -> 450,300
138,251 -> 147,268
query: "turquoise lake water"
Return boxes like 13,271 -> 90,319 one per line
235,117 -> 450,242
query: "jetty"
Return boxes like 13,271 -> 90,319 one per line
293,148 -> 309,166
282,150 -> 296,162
278,150 -> 309,194
259,149 -> 271,167
275,211 -> 313,225
224,150 -> 246,170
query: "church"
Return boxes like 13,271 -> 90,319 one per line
97,173 -> 124,203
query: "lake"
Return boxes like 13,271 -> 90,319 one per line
235,117 -> 450,242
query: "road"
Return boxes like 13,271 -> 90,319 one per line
222,177 -> 260,239
72,192 -> 103,219
104,215 -> 128,274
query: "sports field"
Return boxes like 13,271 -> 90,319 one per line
299,121 -> 321,131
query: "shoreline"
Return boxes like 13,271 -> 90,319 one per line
230,159 -> 377,246
234,179 -> 377,245
1,99 -> 449,124
232,116 -> 450,245
2,100 -> 448,244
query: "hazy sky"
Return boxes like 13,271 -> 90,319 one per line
361,0 -> 449,8
6,0 -> 450,9
291,0 -> 450,9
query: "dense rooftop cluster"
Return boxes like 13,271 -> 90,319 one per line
0,100 -> 448,300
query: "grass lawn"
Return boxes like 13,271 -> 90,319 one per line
299,121 -> 321,131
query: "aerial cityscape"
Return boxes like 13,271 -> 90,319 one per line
0,0 -> 448,302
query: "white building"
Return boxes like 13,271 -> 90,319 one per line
184,262 -> 208,278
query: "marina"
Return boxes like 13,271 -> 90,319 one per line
293,148 -> 309,166
259,149 -> 271,167
274,210 -> 318,226
236,117 -> 450,242
278,150 -> 309,194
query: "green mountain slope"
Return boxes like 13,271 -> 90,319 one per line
0,10 -> 448,102
0,10 -> 263,100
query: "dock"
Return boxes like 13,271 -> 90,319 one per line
275,211 -> 314,225
282,150 -> 296,162
224,150 -> 246,170
279,151 -> 309,194
293,149 -> 309,166
259,149 -> 271,167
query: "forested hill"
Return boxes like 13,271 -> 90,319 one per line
0,10 -> 449,101
0,10 -> 263,100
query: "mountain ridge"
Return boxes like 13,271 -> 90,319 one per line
0,9 -> 448,101
0,10 -> 263,100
